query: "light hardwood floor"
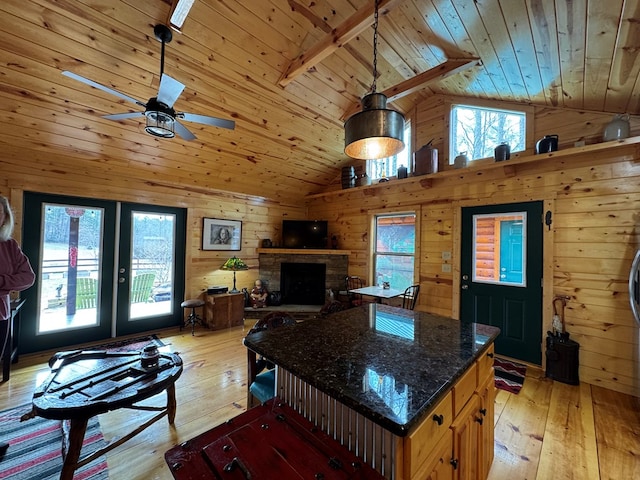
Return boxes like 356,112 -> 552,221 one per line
1,323 -> 639,479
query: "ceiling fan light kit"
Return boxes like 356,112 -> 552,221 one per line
145,98 -> 176,138
344,0 -> 405,160
62,23 -> 234,141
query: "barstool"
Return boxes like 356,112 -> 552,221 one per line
180,299 -> 205,335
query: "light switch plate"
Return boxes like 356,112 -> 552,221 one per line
442,263 -> 452,273
442,251 -> 452,260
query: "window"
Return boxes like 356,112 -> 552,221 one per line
367,121 -> 412,180
373,213 -> 416,290
450,104 -> 526,163
472,212 -> 526,287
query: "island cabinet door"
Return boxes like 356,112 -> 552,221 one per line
450,394 -> 482,480
413,430 -> 454,480
404,391 -> 453,478
475,374 -> 496,478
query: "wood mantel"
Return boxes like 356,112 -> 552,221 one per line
257,248 -> 351,255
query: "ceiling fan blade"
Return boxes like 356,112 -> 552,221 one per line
103,112 -> 144,121
62,71 -> 145,107
180,112 -> 235,130
157,74 -> 185,108
174,120 -> 197,141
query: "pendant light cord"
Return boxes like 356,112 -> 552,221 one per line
371,0 -> 379,94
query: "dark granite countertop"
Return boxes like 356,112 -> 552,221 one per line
243,303 -> 500,437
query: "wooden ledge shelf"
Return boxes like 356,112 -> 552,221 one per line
307,136 -> 640,199
257,248 -> 351,255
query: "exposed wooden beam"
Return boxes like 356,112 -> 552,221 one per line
278,0 -> 405,87
341,58 -> 480,120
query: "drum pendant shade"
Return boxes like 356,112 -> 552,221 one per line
344,93 -> 405,160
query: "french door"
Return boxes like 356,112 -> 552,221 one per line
460,201 -> 543,364
20,192 -> 186,353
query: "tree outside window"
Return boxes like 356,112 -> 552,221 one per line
450,105 -> 526,162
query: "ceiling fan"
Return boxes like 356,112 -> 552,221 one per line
62,24 -> 235,141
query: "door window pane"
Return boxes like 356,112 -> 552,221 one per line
374,214 -> 416,289
472,212 -> 526,287
39,204 -> 104,333
129,212 -> 176,319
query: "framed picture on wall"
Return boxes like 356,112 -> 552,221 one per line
202,218 -> 242,251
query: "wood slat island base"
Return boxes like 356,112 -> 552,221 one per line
277,343 -> 495,479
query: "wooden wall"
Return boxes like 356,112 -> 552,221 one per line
0,149 -> 305,304
307,95 -> 640,398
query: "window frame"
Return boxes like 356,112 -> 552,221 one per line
445,98 -> 534,165
371,211 -> 418,292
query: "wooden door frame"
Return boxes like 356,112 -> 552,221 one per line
452,194 -> 555,368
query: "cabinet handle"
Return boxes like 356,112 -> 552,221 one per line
450,458 -> 458,470
432,414 -> 444,425
479,408 -> 487,416
475,416 -> 483,425
486,352 -> 494,358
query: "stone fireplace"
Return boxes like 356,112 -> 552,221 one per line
257,249 -> 349,305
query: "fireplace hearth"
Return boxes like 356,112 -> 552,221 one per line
281,262 -> 326,305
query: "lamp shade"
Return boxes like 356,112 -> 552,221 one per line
220,256 -> 249,271
220,256 -> 248,293
344,93 -> 405,160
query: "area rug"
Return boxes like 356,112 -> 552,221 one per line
0,404 -> 108,479
85,333 -> 165,352
494,357 -> 527,394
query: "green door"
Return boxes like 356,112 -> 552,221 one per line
20,192 -> 186,353
460,201 -> 543,364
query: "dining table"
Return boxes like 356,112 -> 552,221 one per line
348,285 -> 405,303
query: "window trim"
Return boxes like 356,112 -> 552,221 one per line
444,98 -> 534,165
370,210 -> 420,291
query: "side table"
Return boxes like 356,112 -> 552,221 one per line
204,292 -> 244,330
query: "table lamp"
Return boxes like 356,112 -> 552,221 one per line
220,256 -> 249,293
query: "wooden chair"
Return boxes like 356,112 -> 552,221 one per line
76,278 -> 98,309
131,273 -> 155,303
345,275 -> 365,307
401,284 -> 420,310
246,312 -> 297,407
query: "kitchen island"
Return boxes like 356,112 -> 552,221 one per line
244,303 -> 500,480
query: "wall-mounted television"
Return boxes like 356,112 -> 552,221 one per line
282,220 -> 328,249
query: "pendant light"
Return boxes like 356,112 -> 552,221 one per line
344,0 -> 405,160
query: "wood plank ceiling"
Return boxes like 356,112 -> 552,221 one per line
1,0 -> 639,202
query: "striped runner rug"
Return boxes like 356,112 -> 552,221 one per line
494,357 -> 527,394
0,404 -> 108,479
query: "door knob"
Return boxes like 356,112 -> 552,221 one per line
461,285 -> 468,290
118,277 -> 125,283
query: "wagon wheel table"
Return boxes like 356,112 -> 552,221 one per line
30,348 -> 183,480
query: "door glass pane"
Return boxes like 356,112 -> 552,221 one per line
39,204 -> 104,333
129,211 -> 175,319
472,212 -> 526,287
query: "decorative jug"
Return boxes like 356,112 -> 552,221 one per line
454,152 -> 468,169
603,114 -> 630,142
535,134 -> 559,154
494,143 -> 510,161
